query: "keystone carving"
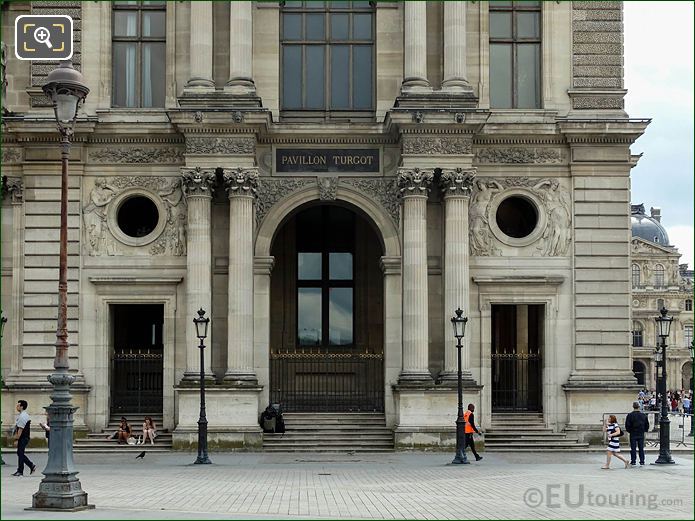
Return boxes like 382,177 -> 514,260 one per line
181,167 -> 217,197
318,177 -> 339,201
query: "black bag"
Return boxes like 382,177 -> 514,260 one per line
616,425 -> 625,437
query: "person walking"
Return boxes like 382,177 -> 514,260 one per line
625,401 -> 650,467
463,404 -> 483,462
602,415 -> 629,469
12,400 -> 36,476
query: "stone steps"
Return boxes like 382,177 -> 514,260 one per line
263,413 -> 394,452
74,413 -> 171,453
485,413 -> 589,451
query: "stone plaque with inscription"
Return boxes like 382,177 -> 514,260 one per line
276,149 -> 379,173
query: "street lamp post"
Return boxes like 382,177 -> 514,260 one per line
654,307 -> 675,465
32,60 -> 91,511
450,308 -> 469,465
193,308 -> 212,465
1,310 -> 6,466
688,340 -> 694,437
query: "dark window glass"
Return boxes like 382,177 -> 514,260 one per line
686,300 -> 693,312
281,1 -> 374,115
296,206 -> 355,348
489,1 -> 541,109
632,322 -> 643,348
112,1 -> 166,108
283,45 -> 302,109
632,264 -> 641,288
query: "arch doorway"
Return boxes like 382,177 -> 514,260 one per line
632,360 -> 646,387
682,361 -> 693,392
269,203 -> 384,412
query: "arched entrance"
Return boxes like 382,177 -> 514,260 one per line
632,360 -> 646,387
268,202 -> 385,412
682,361 -> 693,392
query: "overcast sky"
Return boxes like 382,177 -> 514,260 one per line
624,2 -> 694,267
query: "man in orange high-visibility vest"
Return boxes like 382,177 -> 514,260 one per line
463,404 -> 483,461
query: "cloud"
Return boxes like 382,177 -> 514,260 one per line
666,225 -> 694,269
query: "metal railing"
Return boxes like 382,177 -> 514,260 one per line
491,351 -> 542,411
111,348 -> 163,414
270,351 -> 384,412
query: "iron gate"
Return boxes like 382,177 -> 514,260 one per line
270,351 -> 384,412
491,351 -> 542,411
111,348 -> 163,414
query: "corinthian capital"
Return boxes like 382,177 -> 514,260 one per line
223,167 -> 259,198
397,167 -> 434,197
181,167 -> 217,197
440,167 -> 476,197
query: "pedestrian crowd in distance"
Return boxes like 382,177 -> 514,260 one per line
636,388 -> 692,413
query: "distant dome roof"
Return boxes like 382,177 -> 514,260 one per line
631,204 -> 670,246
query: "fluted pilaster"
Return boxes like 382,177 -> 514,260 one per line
401,1 -> 430,92
181,167 -> 217,379
397,168 -> 434,382
224,167 -> 259,384
442,1 -> 473,93
185,1 -> 214,88
226,0 -> 256,94
439,168 -> 476,382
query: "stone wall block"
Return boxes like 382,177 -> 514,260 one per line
573,31 -> 622,44
583,9 -> 623,21
573,1 -> 622,9
572,20 -> 623,32
573,43 -> 622,55
573,54 -> 622,66
574,65 -> 623,78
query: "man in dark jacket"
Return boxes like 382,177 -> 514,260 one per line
625,401 -> 650,466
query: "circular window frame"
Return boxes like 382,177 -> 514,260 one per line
108,188 -> 166,247
489,190 -> 547,247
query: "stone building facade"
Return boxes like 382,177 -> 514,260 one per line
2,1 -> 648,448
630,204 -> 694,393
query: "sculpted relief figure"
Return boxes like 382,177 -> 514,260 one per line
469,179 -> 502,256
534,179 -> 572,256
83,179 -> 118,255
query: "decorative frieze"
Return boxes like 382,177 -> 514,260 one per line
181,167 -> 217,197
469,177 -> 572,257
440,168 -> 476,197
223,167 -> 259,197
83,176 -> 186,257
397,168 -> 434,196
255,178 -> 314,224
317,177 -> 339,201
185,137 -> 255,155
341,177 -> 400,226
1,176 -> 23,203
89,147 -> 184,164
402,136 -> 472,155
475,147 -> 563,164
1,147 -> 22,163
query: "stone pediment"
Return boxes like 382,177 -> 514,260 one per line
631,237 -> 678,257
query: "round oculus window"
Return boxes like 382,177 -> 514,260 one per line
495,196 -> 538,239
117,196 -> 160,238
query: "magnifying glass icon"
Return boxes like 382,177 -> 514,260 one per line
34,26 -> 53,49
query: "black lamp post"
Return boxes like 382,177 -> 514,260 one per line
450,308 -> 469,465
193,308 -> 212,465
654,307 -> 675,464
1,310 -> 6,466
32,60 -> 91,511
688,340 -> 694,437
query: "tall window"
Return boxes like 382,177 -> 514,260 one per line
654,264 -> 665,288
112,1 -> 166,108
489,1 -> 541,109
281,1 -> 374,116
632,321 -> 643,348
685,325 -> 693,348
297,206 -> 354,347
632,361 -> 646,386
686,299 -> 693,311
632,264 -> 641,288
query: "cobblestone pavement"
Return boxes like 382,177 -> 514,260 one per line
1,451 -> 693,519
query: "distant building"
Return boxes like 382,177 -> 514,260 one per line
630,204 -> 693,392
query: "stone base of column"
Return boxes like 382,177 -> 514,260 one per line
436,370 -> 478,387
395,91 -> 478,109
223,371 -> 259,386
401,77 -> 432,94
180,372 -> 217,384
224,77 -> 257,96
397,371 -> 434,386
440,77 -> 477,96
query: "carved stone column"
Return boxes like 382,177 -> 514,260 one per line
397,168 -> 434,383
224,167 -> 258,384
442,1 -> 474,94
2,178 -> 24,375
226,0 -> 256,94
439,168 -> 477,382
181,167 -> 217,380
185,1 -> 214,88
401,1 -> 431,92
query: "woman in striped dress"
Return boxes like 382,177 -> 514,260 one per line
602,415 -> 629,469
